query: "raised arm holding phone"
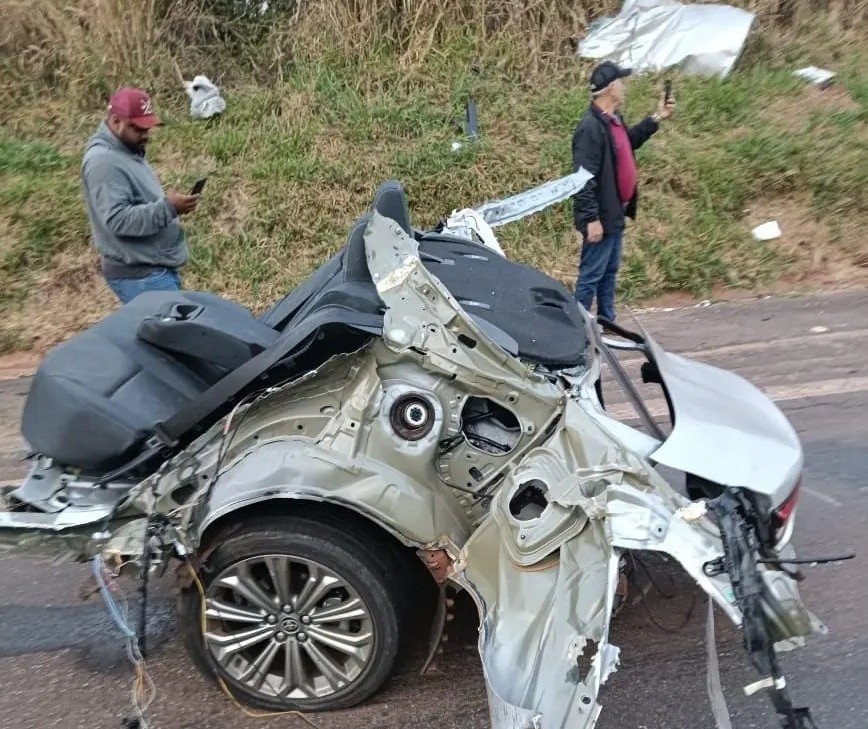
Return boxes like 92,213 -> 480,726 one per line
571,62 -> 676,321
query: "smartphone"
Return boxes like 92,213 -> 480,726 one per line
190,178 -> 207,196
664,80 -> 673,104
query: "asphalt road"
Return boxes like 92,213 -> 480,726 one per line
0,291 -> 866,729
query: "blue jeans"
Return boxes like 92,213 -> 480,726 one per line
575,229 -> 624,321
105,268 -> 182,304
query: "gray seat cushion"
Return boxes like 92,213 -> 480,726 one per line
21,291 -> 271,471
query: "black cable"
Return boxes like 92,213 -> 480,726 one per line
630,553 -> 698,634
208,393 -> 260,490
758,553 -> 855,565
466,434 -> 511,453
631,552 -> 677,600
187,390 -> 263,530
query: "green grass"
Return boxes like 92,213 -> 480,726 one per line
0,134 -> 86,311
1,32 -> 866,350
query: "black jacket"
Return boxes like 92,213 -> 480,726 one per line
571,104 -> 659,236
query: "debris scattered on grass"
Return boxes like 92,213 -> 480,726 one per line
752,221 -> 782,241
577,0 -> 755,78
183,75 -> 226,120
793,66 -> 836,89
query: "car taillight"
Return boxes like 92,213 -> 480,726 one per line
772,480 -> 801,547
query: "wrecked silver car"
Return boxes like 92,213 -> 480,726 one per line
1,177 -> 827,728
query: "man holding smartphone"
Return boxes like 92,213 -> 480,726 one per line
81,87 -> 201,303
571,62 -> 675,321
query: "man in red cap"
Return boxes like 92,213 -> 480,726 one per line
571,61 -> 675,321
81,87 -> 200,303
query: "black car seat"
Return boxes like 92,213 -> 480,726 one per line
21,180 -> 587,475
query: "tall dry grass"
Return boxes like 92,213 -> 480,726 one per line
288,0 -> 605,71
3,0 -> 865,107
1,0 -> 217,105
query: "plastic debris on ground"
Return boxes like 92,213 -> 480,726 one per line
793,66 -> 836,88
751,221 -> 782,241
577,0 -> 755,78
183,75 -> 227,120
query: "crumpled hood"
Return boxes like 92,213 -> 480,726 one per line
641,324 -> 803,507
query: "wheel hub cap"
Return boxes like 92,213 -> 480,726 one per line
280,615 -> 301,635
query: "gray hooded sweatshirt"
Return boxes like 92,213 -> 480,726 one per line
81,121 -> 188,278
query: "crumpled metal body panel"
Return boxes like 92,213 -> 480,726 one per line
458,391 -> 744,727
578,0 -> 755,78
68,207 -> 821,729
462,518 -> 619,729
473,170 -> 594,229
640,322 -> 804,506
166,212 -> 567,554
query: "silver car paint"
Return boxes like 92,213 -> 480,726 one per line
0,189 -> 823,729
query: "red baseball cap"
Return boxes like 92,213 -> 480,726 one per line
108,87 -> 161,129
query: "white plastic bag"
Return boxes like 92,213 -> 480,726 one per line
184,75 -> 227,120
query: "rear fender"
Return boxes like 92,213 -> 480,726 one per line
195,437 -> 472,551
459,473 -> 823,729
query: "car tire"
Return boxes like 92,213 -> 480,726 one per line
177,515 -> 404,712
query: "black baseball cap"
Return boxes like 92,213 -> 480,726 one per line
589,61 -> 632,94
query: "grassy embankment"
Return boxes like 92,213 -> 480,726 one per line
1,0 -> 866,352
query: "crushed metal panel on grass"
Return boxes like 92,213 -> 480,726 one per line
578,0 -> 755,78
793,66 -> 836,88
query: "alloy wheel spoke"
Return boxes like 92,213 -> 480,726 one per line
264,556 -> 293,607
307,625 -> 373,656
295,569 -> 341,615
206,624 -> 274,660
240,638 -> 281,689
205,598 -> 267,624
309,597 -> 367,624
301,640 -> 351,689
217,565 -> 278,614
282,639 -> 309,697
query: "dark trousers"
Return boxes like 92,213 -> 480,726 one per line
574,229 -> 624,321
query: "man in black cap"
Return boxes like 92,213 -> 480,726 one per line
571,60 -> 675,321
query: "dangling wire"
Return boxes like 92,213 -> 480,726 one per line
630,553 -> 698,634
92,554 -> 156,728
184,561 -> 321,727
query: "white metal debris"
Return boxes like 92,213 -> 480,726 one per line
578,0 -> 755,78
793,66 -> 836,88
751,221 -> 782,241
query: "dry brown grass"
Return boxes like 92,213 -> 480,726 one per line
3,0 -> 866,105
742,195 -> 868,286
1,0 -> 205,103
288,0 -> 599,72
0,250 -> 117,352
764,84 -> 861,132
